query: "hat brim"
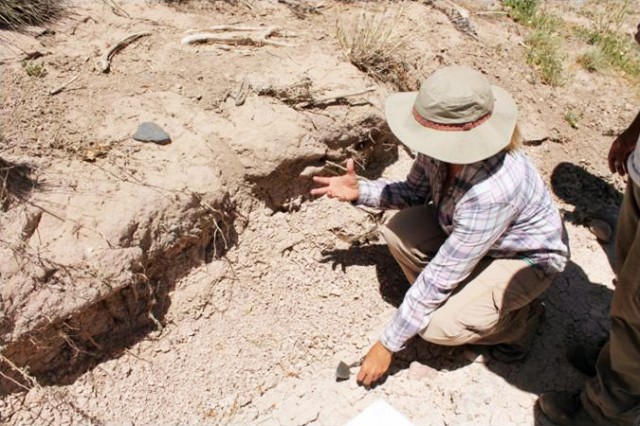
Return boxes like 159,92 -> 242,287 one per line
384,85 -> 517,164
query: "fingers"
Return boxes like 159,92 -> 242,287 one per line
356,366 -> 376,388
356,367 -> 367,385
312,176 -> 332,185
608,140 -> 628,176
310,187 -> 329,197
346,158 -> 355,176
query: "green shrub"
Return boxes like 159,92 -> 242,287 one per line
577,49 -> 606,72
504,0 -> 566,86
574,0 -> 639,78
21,60 -> 46,78
504,0 -> 539,24
526,29 -> 565,86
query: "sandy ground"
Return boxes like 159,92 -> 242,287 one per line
0,0 -> 638,425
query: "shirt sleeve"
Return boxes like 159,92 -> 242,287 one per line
356,156 -> 431,209
379,199 -> 516,352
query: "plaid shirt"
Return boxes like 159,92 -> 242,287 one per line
357,150 -> 569,352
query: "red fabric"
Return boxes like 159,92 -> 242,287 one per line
412,107 -> 491,132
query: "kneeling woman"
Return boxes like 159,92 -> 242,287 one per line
311,66 -> 569,387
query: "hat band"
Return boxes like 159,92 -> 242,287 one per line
412,107 -> 492,132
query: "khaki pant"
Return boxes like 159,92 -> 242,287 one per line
582,181 -> 640,425
380,205 -> 553,347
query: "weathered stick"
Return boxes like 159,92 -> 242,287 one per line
49,74 -> 79,96
181,26 -> 294,47
186,25 -> 270,34
100,31 -> 151,73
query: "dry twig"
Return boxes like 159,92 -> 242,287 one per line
49,74 -> 79,96
99,31 -> 151,73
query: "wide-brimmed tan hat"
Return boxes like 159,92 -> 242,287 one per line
385,65 -> 517,164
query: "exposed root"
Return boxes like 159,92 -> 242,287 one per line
295,86 -> 376,109
0,353 -> 39,392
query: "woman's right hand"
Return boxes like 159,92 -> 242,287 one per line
310,158 -> 360,202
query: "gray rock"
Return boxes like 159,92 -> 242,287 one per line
133,122 -> 171,145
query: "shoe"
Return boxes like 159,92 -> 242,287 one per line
491,343 -> 529,363
567,343 -> 601,377
491,301 -> 545,363
538,391 -> 596,425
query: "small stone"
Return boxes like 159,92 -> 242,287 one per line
329,288 -> 342,297
133,122 -> 171,145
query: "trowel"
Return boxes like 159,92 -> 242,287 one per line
335,358 -> 363,382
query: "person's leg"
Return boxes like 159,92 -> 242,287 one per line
419,258 -> 552,347
581,181 -> 640,425
380,205 -> 447,284
540,181 -> 640,425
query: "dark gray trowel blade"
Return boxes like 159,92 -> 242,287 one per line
336,359 -> 363,382
336,361 -> 351,381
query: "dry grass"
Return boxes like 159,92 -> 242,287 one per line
336,5 -> 416,90
574,0 -> 639,78
504,0 -> 566,86
0,157 -> 38,210
0,0 -> 64,29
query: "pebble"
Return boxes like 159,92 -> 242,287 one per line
132,122 -> 171,145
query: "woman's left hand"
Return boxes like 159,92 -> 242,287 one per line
356,341 -> 393,387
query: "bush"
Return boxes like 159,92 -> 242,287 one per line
574,0 -> 639,78
504,0 -> 566,86
504,0 -> 539,24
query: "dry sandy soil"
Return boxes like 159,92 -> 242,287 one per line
0,0 -> 638,425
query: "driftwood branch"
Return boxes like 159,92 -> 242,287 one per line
181,26 -> 294,47
100,31 -> 151,73
49,74 -> 79,96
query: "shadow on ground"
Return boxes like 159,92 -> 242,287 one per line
551,161 -> 623,269
322,239 -> 613,424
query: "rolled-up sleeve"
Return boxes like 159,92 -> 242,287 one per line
380,200 -> 516,352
